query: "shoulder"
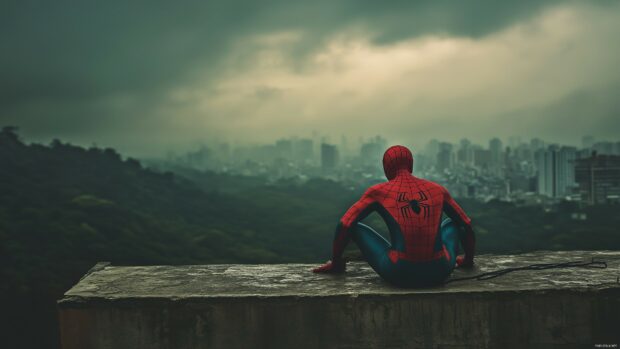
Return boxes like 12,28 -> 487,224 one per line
414,177 -> 445,190
363,182 -> 387,197
415,177 -> 448,196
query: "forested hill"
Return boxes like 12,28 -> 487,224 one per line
0,127 -> 349,292
0,127 -> 351,348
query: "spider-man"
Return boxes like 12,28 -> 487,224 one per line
313,145 -> 475,287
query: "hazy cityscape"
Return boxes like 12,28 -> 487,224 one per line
159,134 -> 620,206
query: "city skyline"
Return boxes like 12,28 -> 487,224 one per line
164,133 -> 620,158
154,130 -> 620,206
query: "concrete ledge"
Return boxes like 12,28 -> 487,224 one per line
58,251 -> 620,349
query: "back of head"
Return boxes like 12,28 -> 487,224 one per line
382,145 -> 414,180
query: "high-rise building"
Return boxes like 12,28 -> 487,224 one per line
457,138 -> 474,166
556,146 -> 577,197
294,138 -> 313,163
312,130 -> 320,165
530,138 -> 545,152
593,142 -> 615,156
575,154 -> 620,204
535,147 -> 554,197
275,139 -> 293,160
536,146 -> 577,198
425,139 -> 440,168
360,136 -> 387,167
340,135 -> 348,158
321,143 -> 339,172
489,138 -> 503,164
436,142 -> 454,172
489,138 -> 504,176
473,147 -> 491,169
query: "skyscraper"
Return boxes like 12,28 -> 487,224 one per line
457,138 -> 474,166
489,138 -> 504,176
530,138 -> 545,152
536,147 -> 555,197
575,154 -> 620,204
275,139 -> 293,161
489,138 -> 503,164
425,139 -> 440,168
436,142 -> 454,172
593,142 -> 615,155
556,146 -> 577,197
294,138 -> 314,163
536,145 -> 577,198
360,136 -> 387,167
321,143 -> 339,173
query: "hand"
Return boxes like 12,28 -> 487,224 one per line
312,259 -> 346,274
456,255 -> 474,269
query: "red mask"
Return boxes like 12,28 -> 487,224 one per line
382,145 -> 413,180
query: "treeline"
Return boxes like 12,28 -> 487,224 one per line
0,127 -> 350,348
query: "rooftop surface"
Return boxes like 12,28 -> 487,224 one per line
60,250 -> 620,303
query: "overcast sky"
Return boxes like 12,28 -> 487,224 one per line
2,0 -> 620,156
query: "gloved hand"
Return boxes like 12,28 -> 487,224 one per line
312,259 -> 346,273
456,255 -> 474,268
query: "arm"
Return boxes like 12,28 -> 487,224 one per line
332,188 -> 376,261
313,188 -> 376,273
442,187 -> 475,267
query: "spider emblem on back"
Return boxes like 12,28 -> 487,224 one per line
397,191 -> 430,219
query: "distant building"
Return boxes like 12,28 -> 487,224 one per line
275,139 -> 293,160
556,146 -> 577,197
536,147 -> 553,197
436,142 -> 454,172
457,138 -> 474,166
489,138 -> 503,163
340,135 -> 348,158
321,143 -> 339,172
424,139 -> 440,167
360,136 -> 386,167
592,141 -> 616,156
474,148 -> 491,169
184,146 -> 212,171
574,154 -> 620,204
294,138 -> 314,163
536,146 -> 577,198
489,138 -> 504,176
530,138 -> 545,152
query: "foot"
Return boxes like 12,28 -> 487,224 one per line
456,255 -> 474,269
312,259 -> 346,273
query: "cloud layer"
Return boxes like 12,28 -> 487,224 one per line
1,1 -> 619,155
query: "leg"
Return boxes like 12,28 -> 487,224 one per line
440,218 -> 460,270
350,222 -> 393,276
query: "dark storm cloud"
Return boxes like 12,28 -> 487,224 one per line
1,0 -> 567,107
0,1 -> 254,104
0,0 -> 616,155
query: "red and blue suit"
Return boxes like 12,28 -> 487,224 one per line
313,145 -> 476,287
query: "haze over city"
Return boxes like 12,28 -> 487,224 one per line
2,1 -> 620,157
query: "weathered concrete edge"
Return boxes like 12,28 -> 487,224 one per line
57,286 -> 620,309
